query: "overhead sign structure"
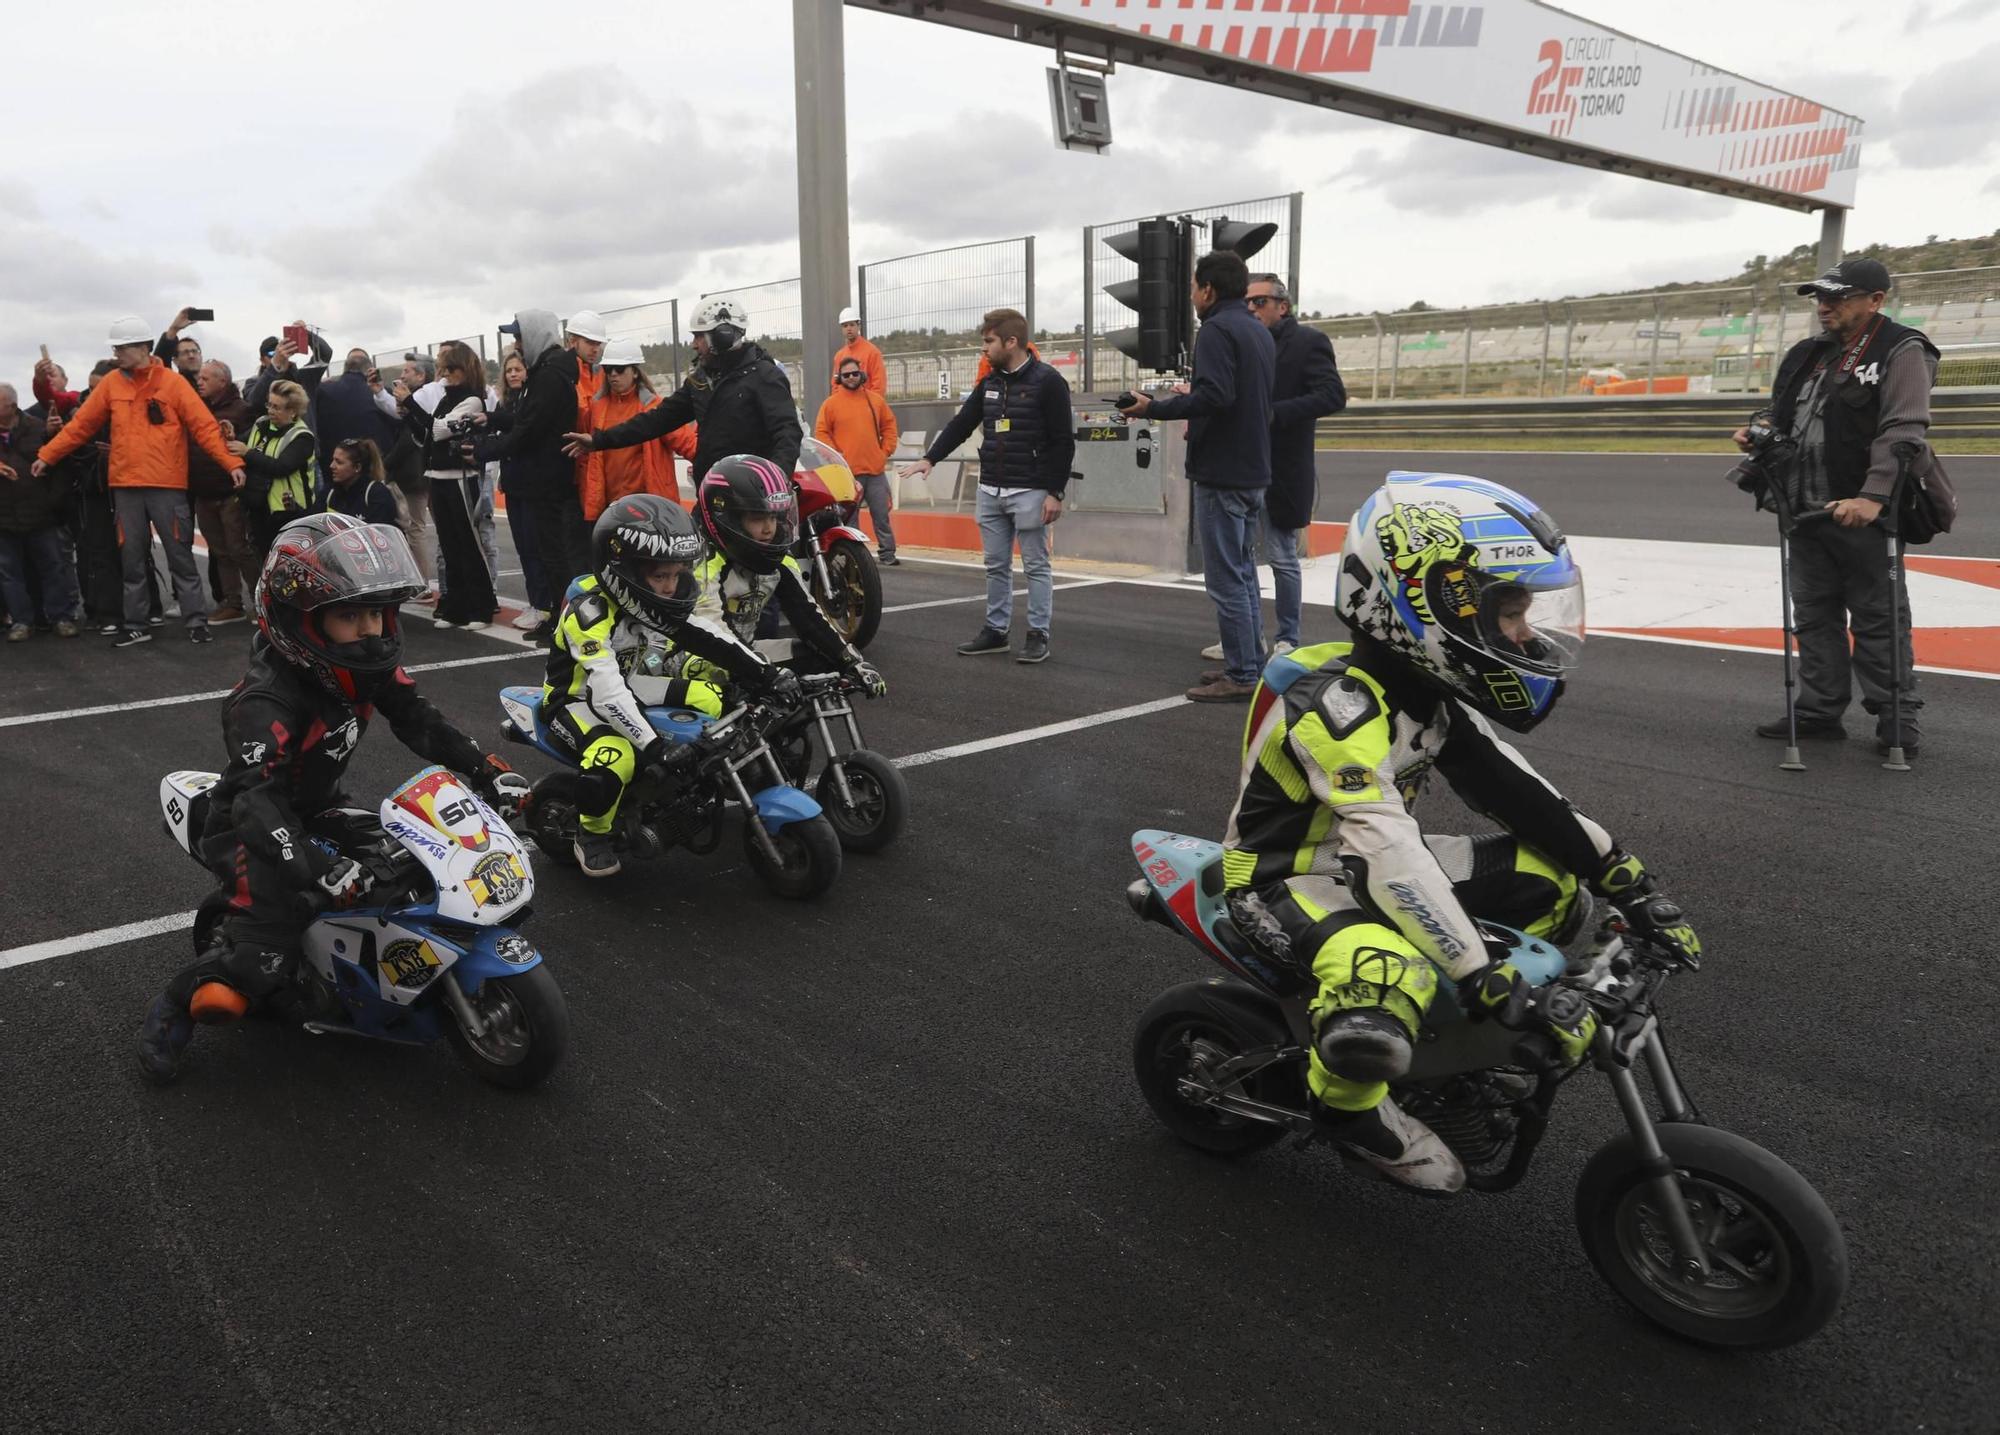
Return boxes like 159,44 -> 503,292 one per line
856,0 -> 1863,214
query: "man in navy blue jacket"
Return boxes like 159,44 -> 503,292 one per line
903,308 -> 1075,664
1121,251 -> 1276,701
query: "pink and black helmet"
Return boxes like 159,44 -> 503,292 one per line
697,453 -> 798,575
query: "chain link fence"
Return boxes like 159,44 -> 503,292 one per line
700,278 -> 803,392
858,238 -> 1036,399
1314,266 -> 2000,400
1083,191 -> 1302,391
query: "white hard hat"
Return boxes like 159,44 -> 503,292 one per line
108,315 -> 153,347
837,306 -> 860,326
565,309 -> 608,342
600,338 -> 645,368
690,298 -> 750,334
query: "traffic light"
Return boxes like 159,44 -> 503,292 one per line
1210,216 -> 1278,261
1103,216 -> 1189,373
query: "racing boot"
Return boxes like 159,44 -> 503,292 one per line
136,995 -> 195,1085
1316,1009 -> 1414,1083
1320,1095 -> 1466,1195
574,829 -> 622,878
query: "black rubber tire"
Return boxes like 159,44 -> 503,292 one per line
1132,978 -> 1305,1157
440,964 -> 569,1090
745,813 -> 843,900
1575,1123 -> 1848,1350
818,538 -> 883,650
525,778 -> 578,867
814,749 -> 909,853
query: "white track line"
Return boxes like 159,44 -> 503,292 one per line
0,691 -> 1198,971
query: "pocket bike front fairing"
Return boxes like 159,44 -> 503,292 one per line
498,672 -> 843,900
159,766 -> 568,1089
1124,829 -> 1849,1352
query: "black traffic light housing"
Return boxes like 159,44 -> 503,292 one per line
1103,216 -> 1190,374
1210,216 -> 1278,262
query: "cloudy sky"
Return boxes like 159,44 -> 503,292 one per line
5,0 -> 1996,385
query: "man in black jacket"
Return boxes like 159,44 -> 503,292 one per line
1739,257 -> 1937,756
477,310 -> 586,639
1122,251 -> 1276,701
1247,273 -> 1344,655
901,307 -> 1074,664
566,298 -> 803,484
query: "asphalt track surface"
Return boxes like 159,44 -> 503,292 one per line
3,454 -> 1994,1434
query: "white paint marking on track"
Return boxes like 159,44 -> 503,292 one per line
0,910 -> 201,972
893,694 -> 1191,769
0,691 -> 1197,971
0,649 -> 539,730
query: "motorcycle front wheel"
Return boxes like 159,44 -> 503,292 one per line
1133,980 -> 1302,1157
440,965 -> 570,1090
745,813 -> 842,900
814,749 -> 908,853
817,538 -> 882,650
1575,1123 -> 1848,1350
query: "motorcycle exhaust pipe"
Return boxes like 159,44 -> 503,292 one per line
1126,878 -> 1172,929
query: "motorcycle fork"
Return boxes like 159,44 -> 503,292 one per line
723,740 -> 789,867
810,548 -> 836,604
1598,1023 -> 1712,1278
810,693 -> 863,808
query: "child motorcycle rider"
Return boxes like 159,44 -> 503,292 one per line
666,453 -> 886,700
541,493 -> 793,878
1220,473 -> 1701,1193
138,513 -> 530,1083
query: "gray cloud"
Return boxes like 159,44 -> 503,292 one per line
1881,42 -> 2000,170
0,206 -> 198,376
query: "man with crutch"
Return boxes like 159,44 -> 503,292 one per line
1735,258 -> 1938,761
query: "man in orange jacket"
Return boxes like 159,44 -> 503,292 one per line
832,307 -> 887,395
814,354 -> 901,563
35,317 -> 243,647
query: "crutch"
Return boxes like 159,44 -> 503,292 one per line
1766,482 -> 1824,773
1881,443 -> 1920,773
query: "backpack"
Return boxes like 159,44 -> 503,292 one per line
1891,440 -> 1957,545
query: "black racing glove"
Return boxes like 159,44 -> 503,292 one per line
640,735 -> 696,783
1592,850 -> 1702,967
847,659 -> 887,699
1458,961 -> 1531,1028
757,665 -> 802,706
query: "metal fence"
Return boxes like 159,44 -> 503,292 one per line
858,238 -> 1036,399
1083,191 -> 1303,391
599,298 -> 684,388
699,278 -> 804,392
1313,266 -> 2000,401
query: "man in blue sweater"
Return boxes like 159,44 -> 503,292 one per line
903,308 -> 1075,664
1121,251 -> 1276,702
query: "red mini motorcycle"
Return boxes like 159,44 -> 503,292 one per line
793,437 -> 883,650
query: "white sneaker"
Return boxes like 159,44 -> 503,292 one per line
1328,1095 -> 1466,1195
433,618 -> 456,629
1200,641 -> 1225,660
1272,640 -> 1297,657
511,608 -> 544,631
464,621 -> 490,631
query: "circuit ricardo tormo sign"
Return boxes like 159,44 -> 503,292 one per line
957,0 -> 1863,209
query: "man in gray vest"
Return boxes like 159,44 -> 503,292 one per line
1742,257 -> 1937,757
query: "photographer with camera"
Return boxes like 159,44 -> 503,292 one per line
1736,257 -> 1939,757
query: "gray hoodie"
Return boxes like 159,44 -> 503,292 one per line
511,309 -> 563,366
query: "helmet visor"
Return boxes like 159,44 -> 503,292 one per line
1431,565 -> 1585,677
267,520 -> 426,611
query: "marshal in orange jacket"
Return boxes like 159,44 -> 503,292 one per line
812,384 -> 899,476
38,359 -> 237,490
581,387 -> 698,521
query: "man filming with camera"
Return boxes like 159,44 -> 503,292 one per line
1735,257 -> 1938,757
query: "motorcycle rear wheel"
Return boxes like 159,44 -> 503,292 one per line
817,538 -> 882,650
1575,1123 -> 1848,1350
745,813 -> 842,900
440,965 -> 569,1090
1133,979 -> 1302,1157
815,749 -> 908,853
525,781 -> 579,867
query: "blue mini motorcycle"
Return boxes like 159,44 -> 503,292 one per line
498,674 -> 843,900
1124,828 -> 1848,1351
159,765 -> 568,1088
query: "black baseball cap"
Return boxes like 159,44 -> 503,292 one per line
259,335 -> 279,356
1797,258 -> 1891,298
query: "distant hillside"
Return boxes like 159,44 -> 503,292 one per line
1339,229 -> 2000,320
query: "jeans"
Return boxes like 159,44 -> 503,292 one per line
858,472 -> 895,558
1264,521 -> 1303,647
113,488 -> 207,629
975,486 -> 1052,634
0,526 -> 83,625
503,483 -> 554,612
475,470 -> 500,582
1194,484 -> 1266,684
1790,518 -> 1921,740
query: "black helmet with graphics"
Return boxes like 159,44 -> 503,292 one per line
591,493 -> 703,634
255,512 -> 427,700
